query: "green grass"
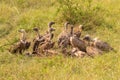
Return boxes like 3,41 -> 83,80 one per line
0,0 -> 120,80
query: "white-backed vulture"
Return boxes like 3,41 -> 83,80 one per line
83,34 -> 92,46
86,42 -> 103,57
57,22 -> 71,51
9,29 -> 31,54
37,22 -> 56,55
74,25 -> 83,38
70,25 -> 87,52
32,27 -> 45,54
93,38 -> 114,52
32,22 -> 56,54
44,21 -> 55,41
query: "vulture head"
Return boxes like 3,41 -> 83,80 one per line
18,29 -> 26,33
79,25 -> 83,32
64,22 -> 70,30
70,25 -> 74,35
18,29 -> 26,43
83,35 -> 91,42
93,37 -> 99,42
48,22 -> 55,33
48,21 -> 55,28
33,27 -> 39,32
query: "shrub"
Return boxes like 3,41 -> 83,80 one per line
56,0 -> 108,30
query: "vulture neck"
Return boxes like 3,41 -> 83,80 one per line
49,33 -> 54,40
20,32 -> 26,43
36,30 -> 41,38
48,23 -> 52,28
48,24 -> 52,33
65,23 -> 68,32
70,27 -> 74,36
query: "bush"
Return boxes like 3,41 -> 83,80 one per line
56,0 -> 108,30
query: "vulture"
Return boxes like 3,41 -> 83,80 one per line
38,40 -> 55,53
32,22 -> 55,54
37,22 -> 56,55
32,27 -> 45,54
74,25 -> 83,38
83,34 -> 92,46
44,21 -> 55,41
57,22 -> 71,51
86,42 -> 103,57
9,29 -> 31,54
93,38 -> 114,52
70,25 -> 87,52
